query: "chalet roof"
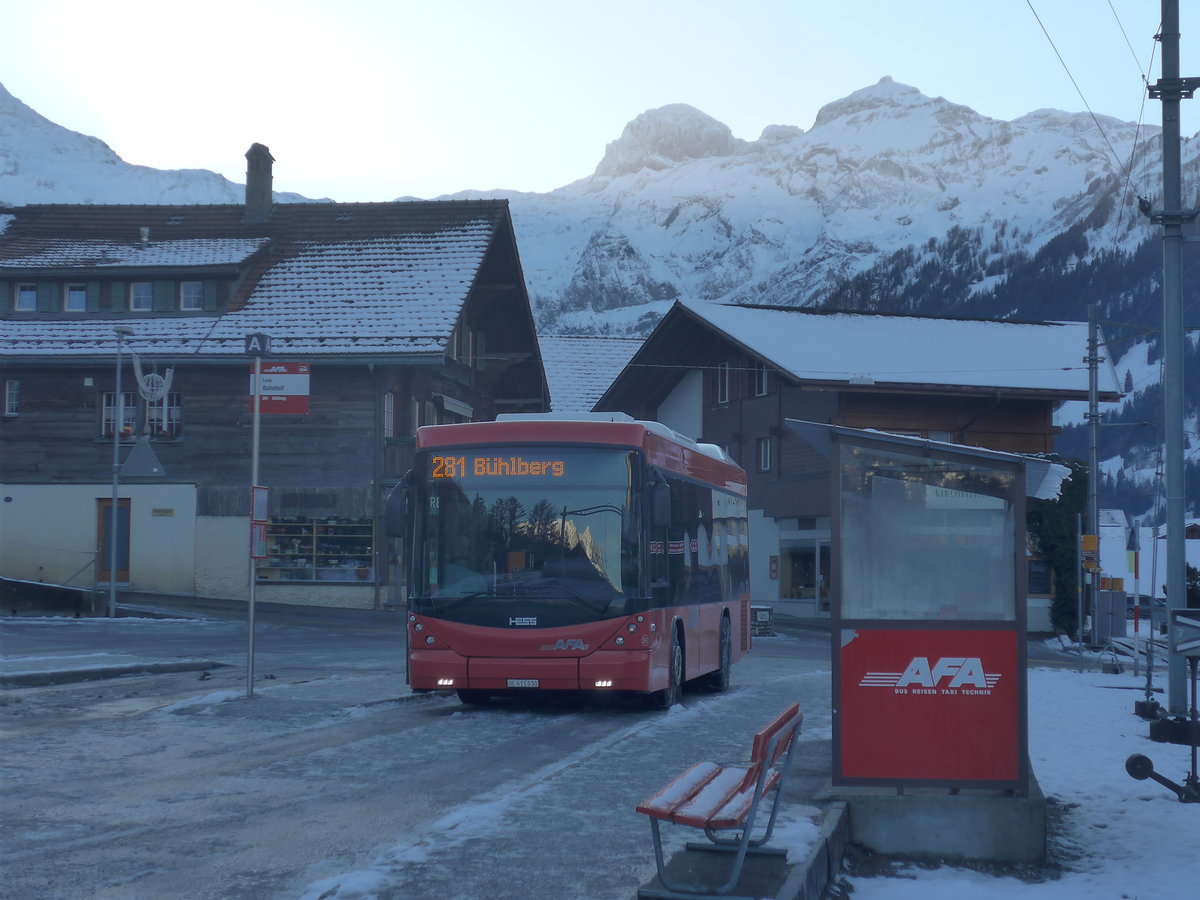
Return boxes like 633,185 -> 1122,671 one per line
0,237 -> 270,269
539,335 -> 642,413
0,200 -> 516,360
602,300 -> 1121,402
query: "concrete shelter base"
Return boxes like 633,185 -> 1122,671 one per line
819,773 -> 1047,864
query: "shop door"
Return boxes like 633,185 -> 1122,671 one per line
788,542 -> 832,611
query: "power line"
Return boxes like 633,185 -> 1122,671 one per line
1025,0 -> 1135,183
1107,0 -> 1151,77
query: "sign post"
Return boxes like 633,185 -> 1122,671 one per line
244,333 -> 271,698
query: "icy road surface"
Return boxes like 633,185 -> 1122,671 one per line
2,616 -> 831,900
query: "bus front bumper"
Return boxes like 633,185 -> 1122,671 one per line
409,648 -> 654,692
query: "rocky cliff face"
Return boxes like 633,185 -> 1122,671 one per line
495,78 -> 1162,337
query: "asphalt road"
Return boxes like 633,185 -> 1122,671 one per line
3,602 -> 835,900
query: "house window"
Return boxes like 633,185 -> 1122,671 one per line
757,437 -> 772,472
14,283 -> 37,311
101,391 -> 137,439
257,517 -> 375,583
716,361 -> 732,404
130,282 -> 153,311
450,324 -> 475,366
383,392 -> 396,438
753,360 -> 770,397
179,281 -> 203,310
4,380 -> 18,416
409,397 -> 439,431
145,392 -> 182,439
65,284 -> 88,312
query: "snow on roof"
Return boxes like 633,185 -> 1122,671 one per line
0,237 -> 269,268
0,201 -> 507,358
680,300 -> 1120,396
539,335 -> 642,412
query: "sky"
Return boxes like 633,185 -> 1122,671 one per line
1,1 -> 1196,202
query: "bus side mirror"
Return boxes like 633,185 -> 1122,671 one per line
385,471 -> 413,538
652,480 -> 671,529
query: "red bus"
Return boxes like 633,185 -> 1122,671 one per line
387,413 -> 751,707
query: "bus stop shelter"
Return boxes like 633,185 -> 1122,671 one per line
788,421 -> 1069,863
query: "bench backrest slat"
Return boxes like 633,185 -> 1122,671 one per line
738,702 -> 803,793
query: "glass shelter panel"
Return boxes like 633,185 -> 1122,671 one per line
840,444 -> 1018,621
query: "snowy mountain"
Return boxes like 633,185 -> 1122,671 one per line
0,77 -> 1195,520
0,82 -> 310,206
493,78 -> 1160,334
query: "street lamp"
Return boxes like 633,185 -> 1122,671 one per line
108,326 -> 134,617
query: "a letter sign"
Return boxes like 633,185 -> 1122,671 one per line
245,333 -> 272,356
248,362 -> 310,414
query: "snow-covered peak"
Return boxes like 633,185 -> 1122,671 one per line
593,103 -> 747,178
810,76 -> 987,135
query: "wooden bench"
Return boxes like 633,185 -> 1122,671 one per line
635,702 -> 804,899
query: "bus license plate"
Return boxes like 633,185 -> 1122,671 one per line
507,678 -> 539,688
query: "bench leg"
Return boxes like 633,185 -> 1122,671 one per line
640,816 -> 760,899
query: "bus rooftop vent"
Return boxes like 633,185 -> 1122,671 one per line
495,412 -> 636,423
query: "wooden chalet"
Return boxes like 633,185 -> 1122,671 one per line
595,299 -> 1122,620
0,146 -> 548,608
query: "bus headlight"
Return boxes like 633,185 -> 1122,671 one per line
425,635 -> 436,645
615,636 -> 625,646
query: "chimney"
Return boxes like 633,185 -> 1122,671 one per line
244,143 -> 275,223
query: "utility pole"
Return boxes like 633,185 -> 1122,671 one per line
1086,304 -> 1101,638
1148,0 -> 1196,717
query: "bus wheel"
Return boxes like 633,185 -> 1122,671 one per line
649,629 -> 683,710
704,616 -> 732,692
457,690 -> 493,705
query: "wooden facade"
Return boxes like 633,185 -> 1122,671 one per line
596,302 -> 1106,521
594,301 -> 1118,619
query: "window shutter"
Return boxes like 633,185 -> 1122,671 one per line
111,281 -> 127,312
37,282 -> 55,312
86,281 -> 101,312
153,281 -> 172,311
203,280 -> 218,311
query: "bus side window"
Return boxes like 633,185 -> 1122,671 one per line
385,471 -> 413,538
652,479 -> 671,529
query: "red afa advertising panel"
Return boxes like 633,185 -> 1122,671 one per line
839,628 -> 1020,783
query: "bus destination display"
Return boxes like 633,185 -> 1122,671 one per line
430,454 -> 566,479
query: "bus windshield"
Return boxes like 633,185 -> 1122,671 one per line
411,446 -> 641,624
